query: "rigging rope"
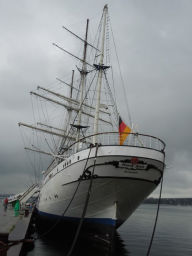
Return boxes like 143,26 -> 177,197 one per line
19,125 -> 38,186
103,71 -> 119,127
108,17 -> 132,126
59,70 -> 97,151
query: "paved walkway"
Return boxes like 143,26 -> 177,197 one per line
0,206 -> 19,234
0,204 -> 33,256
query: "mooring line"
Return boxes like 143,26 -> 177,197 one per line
146,174 -> 164,256
66,143 -> 100,256
35,144 -> 94,240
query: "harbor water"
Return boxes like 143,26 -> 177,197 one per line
1,204 -> 192,255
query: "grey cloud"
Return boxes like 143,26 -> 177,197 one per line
0,0 -> 191,197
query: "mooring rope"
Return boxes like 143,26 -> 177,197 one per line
146,174 -> 164,256
0,239 -> 34,253
66,143 -> 99,256
35,144 -> 94,240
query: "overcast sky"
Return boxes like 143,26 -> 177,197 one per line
0,0 -> 192,198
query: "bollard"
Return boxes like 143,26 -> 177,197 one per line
24,209 -> 29,217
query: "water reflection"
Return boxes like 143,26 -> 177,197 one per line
29,231 -> 129,256
111,232 -> 129,256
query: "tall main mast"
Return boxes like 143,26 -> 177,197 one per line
93,4 -> 108,144
76,19 -> 89,149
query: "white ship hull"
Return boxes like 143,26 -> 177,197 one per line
37,145 -> 164,236
17,5 -> 166,244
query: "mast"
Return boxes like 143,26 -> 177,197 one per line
76,19 -> 89,150
93,5 -> 108,144
67,69 -> 74,128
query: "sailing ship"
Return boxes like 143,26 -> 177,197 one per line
19,5 -> 165,239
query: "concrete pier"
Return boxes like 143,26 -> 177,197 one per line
0,206 -> 34,256
0,207 -> 20,235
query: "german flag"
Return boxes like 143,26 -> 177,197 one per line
119,116 -> 131,145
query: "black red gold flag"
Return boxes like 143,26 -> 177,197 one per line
119,116 -> 131,145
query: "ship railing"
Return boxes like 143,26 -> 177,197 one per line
63,132 -> 165,156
